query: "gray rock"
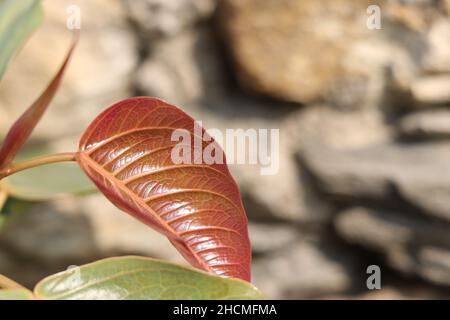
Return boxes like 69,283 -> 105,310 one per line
249,222 -> 299,255
0,195 -> 185,286
300,142 -> 450,221
418,247 -> 450,286
252,240 -> 358,298
399,109 -> 450,138
0,200 -> 98,263
188,101 -> 391,223
122,0 -> 218,39
135,28 -> 226,106
336,206 -> 450,286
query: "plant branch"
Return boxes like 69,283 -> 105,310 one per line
0,152 -> 77,180
0,274 -> 27,290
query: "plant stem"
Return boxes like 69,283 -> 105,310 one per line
0,152 -> 77,180
0,274 -> 27,290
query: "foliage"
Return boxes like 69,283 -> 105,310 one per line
0,257 -> 262,300
0,1 -> 256,300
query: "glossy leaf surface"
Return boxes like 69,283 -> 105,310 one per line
76,97 -> 251,281
0,0 -> 43,80
0,35 -> 77,169
35,256 -> 262,300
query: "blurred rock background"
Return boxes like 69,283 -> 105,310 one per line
1,0 -> 450,299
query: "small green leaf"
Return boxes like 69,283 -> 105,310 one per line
1,162 -> 95,201
0,289 -> 34,300
34,256 -> 263,300
0,145 -> 95,201
0,0 -> 43,80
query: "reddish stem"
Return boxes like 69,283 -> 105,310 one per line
0,152 -> 77,180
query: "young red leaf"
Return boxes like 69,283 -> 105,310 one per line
0,35 -> 78,169
76,97 -> 251,281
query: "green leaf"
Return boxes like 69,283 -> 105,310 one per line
0,274 -> 33,300
0,0 -> 43,80
1,162 -> 95,201
0,289 -> 34,300
0,145 -> 96,201
34,256 -> 263,300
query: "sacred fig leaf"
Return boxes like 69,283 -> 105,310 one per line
0,0 -> 43,81
76,97 -> 251,281
0,34 -> 77,169
34,256 -> 262,300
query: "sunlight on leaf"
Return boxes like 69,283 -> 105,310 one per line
35,256 -> 263,300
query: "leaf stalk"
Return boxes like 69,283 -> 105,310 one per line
0,152 -> 77,180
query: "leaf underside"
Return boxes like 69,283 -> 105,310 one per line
34,256 -> 262,300
76,97 -> 251,281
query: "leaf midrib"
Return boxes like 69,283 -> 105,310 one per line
79,152 -> 214,273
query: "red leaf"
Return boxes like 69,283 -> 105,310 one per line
0,35 -> 78,169
76,97 -> 252,281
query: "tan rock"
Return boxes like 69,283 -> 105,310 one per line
219,0 -> 444,107
411,75 -> 450,105
422,18 -> 450,72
